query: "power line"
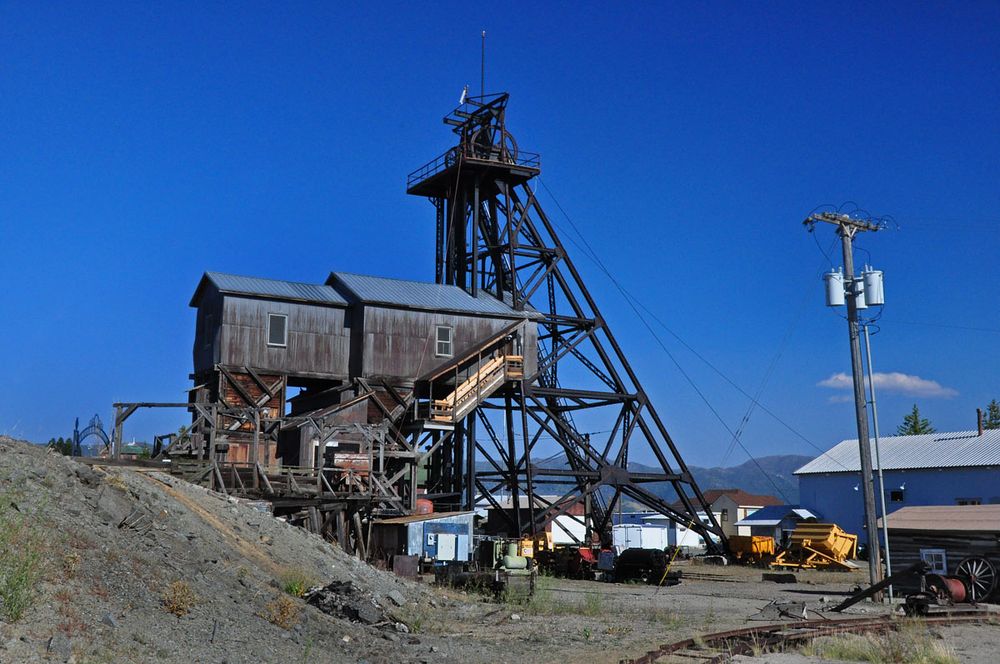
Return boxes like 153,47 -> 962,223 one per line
536,179 -> 856,477
537,178 -> 793,502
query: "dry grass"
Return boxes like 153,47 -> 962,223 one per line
261,595 -> 300,630
800,623 -> 958,664
0,491 -> 46,622
162,580 -> 198,617
63,552 -> 82,579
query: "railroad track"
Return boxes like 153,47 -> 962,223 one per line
624,608 -> 996,663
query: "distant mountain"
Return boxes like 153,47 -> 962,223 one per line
479,453 -> 812,505
685,455 -> 811,504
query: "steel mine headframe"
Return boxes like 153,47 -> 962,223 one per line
406,93 -> 726,552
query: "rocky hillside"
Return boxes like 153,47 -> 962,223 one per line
0,437 -> 473,664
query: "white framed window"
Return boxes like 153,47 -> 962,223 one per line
267,313 -> 288,347
435,326 -> 453,357
920,548 -> 947,574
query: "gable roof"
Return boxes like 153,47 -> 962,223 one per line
794,429 -> 1000,475
191,272 -> 348,307
327,272 -> 539,319
701,489 -> 783,507
733,505 -> 820,527
880,505 -> 1000,532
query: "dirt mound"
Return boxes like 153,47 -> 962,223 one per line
0,436 -> 451,663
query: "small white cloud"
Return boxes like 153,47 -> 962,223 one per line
826,394 -> 854,404
818,371 -> 958,399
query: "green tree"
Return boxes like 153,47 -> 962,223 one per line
897,404 -> 935,436
984,399 -> 1000,430
47,436 -> 73,456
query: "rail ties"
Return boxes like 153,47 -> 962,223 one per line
625,610 -> 997,664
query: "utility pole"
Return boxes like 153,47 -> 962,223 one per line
805,212 -> 884,598
863,322 -> 893,602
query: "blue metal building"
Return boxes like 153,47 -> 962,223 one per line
796,428 -> 1000,546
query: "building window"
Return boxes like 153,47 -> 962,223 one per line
957,498 -> 982,506
267,313 -> 288,347
720,509 -> 728,522
435,326 -> 453,357
920,548 -> 947,574
890,490 -> 904,503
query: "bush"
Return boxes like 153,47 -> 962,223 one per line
278,568 -> 314,598
0,493 -> 46,622
162,581 -> 197,617
262,595 -> 299,630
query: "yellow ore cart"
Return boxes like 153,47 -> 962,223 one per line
771,523 -> 859,570
728,535 -> 776,564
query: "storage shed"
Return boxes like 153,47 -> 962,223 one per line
880,504 -> 1000,598
370,511 -> 475,563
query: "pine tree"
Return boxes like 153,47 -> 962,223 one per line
897,404 -> 935,436
984,399 -> 1000,430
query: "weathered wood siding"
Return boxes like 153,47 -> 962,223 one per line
192,286 -> 224,375
357,305 -> 537,382
887,528 -> 1000,594
218,296 -> 351,378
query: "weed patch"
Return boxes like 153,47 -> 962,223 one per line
0,491 -> 46,622
262,595 -> 300,630
278,568 -> 315,598
162,580 -> 197,617
800,623 -> 958,664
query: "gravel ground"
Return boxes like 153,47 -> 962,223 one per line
7,435 -> 993,664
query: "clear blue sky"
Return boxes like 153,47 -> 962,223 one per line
2,2 -> 998,467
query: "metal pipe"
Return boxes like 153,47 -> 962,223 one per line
863,323 -> 893,602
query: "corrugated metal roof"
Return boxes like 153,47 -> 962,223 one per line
193,272 -> 348,306
733,505 -> 819,527
880,505 -> 1000,532
794,429 -> 1000,475
328,272 -> 539,318
374,510 -> 474,525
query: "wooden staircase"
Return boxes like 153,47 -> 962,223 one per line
430,354 -> 523,423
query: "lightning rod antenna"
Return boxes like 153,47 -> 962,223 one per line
481,30 -> 486,97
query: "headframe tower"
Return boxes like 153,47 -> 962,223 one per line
407,94 -> 725,551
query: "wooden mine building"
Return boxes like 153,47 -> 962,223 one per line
116,92 -> 724,557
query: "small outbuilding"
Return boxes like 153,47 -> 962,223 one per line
881,504 -> 1000,599
733,505 -> 821,547
370,511 -> 475,564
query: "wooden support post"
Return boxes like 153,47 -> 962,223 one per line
213,463 -> 227,496
336,510 -> 349,553
352,512 -> 367,560
208,404 -> 217,463
250,408 -> 259,469
255,463 -> 274,495
112,404 -> 123,461
308,507 -> 321,534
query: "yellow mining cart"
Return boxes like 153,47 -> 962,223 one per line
771,523 -> 859,570
728,535 -> 776,564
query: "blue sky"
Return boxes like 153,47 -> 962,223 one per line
2,2 -> 998,467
